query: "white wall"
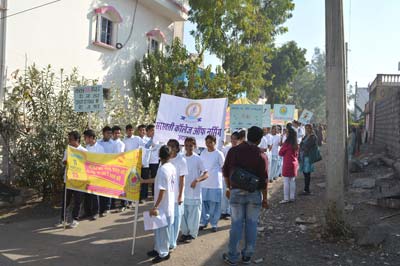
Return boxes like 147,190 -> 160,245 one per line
6,0 -> 183,90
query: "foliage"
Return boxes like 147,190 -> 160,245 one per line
91,87 -> 157,131
0,65 -> 156,200
292,48 -> 326,123
189,0 -> 295,102
131,38 -> 237,108
0,65 -> 88,200
263,41 -> 307,104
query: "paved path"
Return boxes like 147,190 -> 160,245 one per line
0,201 -> 231,266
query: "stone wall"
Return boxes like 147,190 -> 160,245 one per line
373,91 -> 400,158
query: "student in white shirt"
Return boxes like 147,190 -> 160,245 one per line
57,131 -> 87,228
96,126 -> 115,213
142,124 -> 161,201
167,139 -> 188,250
123,124 -> 147,151
180,137 -> 208,243
142,145 -> 176,263
199,135 -> 225,232
220,130 -> 245,220
269,126 -> 282,181
83,129 -> 105,220
259,127 -> 272,153
111,125 -> 125,153
98,126 -> 114,153
111,125 -> 128,211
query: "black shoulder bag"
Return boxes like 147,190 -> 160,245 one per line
230,168 -> 260,193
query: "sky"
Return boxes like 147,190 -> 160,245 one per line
184,0 -> 400,89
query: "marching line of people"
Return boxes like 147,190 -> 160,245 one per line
59,121 -> 322,265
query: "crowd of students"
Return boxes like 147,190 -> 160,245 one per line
59,121 -> 321,264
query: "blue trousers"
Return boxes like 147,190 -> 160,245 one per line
200,201 -> 221,228
181,199 -> 202,238
169,203 -> 184,249
227,189 -> 262,263
154,216 -> 171,258
221,181 -> 230,215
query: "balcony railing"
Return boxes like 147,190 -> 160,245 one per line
369,74 -> 400,92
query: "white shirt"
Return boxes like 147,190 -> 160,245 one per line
170,154 -> 188,203
123,136 -> 146,151
259,134 -> 272,150
297,126 -> 305,144
154,162 -> 176,219
184,153 -> 207,200
147,139 -> 161,165
86,142 -> 105,154
222,144 -> 232,157
200,149 -> 225,189
98,139 -> 114,153
270,134 -> 281,156
112,139 -> 125,153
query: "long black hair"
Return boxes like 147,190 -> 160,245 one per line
285,123 -> 299,150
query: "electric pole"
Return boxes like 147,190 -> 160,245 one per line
325,0 -> 346,214
0,0 -> 7,108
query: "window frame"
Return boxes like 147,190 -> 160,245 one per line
93,13 -> 119,50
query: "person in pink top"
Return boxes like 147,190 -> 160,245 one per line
278,123 -> 299,204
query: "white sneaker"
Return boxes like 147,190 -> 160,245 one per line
69,220 -> 79,228
279,200 -> 290,204
55,221 -> 67,228
119,207 -> 126,212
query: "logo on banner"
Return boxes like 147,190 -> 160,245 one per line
128,169 -> 140,187
279,106 -> 288,115
181,102 -> 202,123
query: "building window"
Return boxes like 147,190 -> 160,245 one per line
100,17 -> 113,45
146,28 -> 166,54
93,6 -> 123,49
150,39 -> 160,53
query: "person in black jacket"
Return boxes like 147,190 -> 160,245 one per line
299,124 -> 318,195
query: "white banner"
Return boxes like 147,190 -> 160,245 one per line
154,94 -> 228,148
298,109 -> 314,124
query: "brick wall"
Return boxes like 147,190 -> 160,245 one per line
374,91 -> 400,157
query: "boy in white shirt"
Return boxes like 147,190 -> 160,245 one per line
199,135 -> 225,232
98,126 -> 114,153
167,139 -> 188,250
142,145 -> 176,263
269,126 -> 282,181
111,125 -> 128,211
142,124 -> 160,201
83,129 -> 105,220
57,131 -> 87,228
180,137 -> 208,243
111,126 -> 125,153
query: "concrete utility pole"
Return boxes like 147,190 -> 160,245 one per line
0,0 -> 7,108
325,0 -> 346,213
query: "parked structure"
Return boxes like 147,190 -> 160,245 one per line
5,0 -> 188,92
354,82 -> 369,121
366,74 -> 400,157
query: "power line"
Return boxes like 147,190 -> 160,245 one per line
0,0 -> 61,20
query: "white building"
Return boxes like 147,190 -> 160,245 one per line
4,0 -> 188,91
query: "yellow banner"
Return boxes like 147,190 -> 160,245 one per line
66,146 -> 142,201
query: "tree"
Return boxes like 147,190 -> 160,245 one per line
0,65 -> 88,200
292,48 -> 326,123
263,41 -> 307,104
131,38 -> 238,109
189,0 -> 295,102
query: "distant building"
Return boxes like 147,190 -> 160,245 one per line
354,83 -> 369,121
5,0 -> 188,91
366,74 -> 400,157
